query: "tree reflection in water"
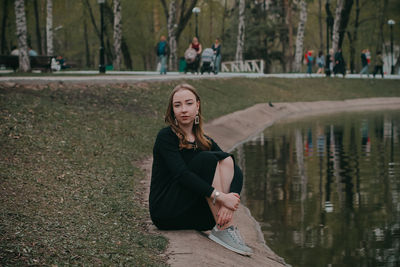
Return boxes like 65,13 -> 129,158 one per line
232,110 -> 400,267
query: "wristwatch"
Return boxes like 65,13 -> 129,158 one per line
213,190 -> 220,206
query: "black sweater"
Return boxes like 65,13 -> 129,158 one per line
149,127 -> 241,220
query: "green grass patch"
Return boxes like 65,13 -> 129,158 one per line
0,77 -> 399,266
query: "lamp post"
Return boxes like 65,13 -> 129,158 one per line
388,19 -> 395,75
192,7 -> 200,39
98,0 -> 106,73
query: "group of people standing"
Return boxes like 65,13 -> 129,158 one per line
305,48 -> 385,78
156,36 -> 222,75
305,49 -> 346,77
359,48 -> 384,78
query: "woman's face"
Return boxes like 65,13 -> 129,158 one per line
193,37 -> 198,44
172,89 -> 199,127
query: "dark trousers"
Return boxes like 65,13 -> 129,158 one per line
373,65 -> 384,78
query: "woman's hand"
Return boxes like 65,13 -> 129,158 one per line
217,206 -> 234,229
218,192 -> 240,211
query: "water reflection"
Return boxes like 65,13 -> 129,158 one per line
233,110 -> 400,267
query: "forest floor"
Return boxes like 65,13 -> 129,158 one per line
1,77 -> 399,266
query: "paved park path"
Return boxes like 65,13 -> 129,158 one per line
1,71 -> 400,84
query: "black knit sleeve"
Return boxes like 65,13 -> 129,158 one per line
155,128 -> 214,197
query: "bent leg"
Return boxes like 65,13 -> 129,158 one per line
206,157 -> 238,229
187,152 -> 242,230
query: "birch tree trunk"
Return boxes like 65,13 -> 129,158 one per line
161,0 -> 197,70
113,0 -> 122,70
286,0 -> 294,71
167,0 -> 177,70
46,0 -> 53,56
235,0 -> 245,62
293,0 -> 307,72
14,0 -> 30,72
332,0 -> 344,53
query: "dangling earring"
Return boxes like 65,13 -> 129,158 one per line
194,114 -> 200,125
174,118 -> 178,126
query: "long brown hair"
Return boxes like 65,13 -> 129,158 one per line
165,84 -> 211,150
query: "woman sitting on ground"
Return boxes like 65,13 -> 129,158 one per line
149,83 -> 253,256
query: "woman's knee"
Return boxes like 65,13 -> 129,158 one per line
219,156 -> 234,170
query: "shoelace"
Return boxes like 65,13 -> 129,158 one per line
233,227 -> 246,246
227,227 -> 244,246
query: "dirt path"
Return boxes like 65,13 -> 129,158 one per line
142,97 -> 400,267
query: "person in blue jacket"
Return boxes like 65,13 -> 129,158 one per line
156,35 -> 169,74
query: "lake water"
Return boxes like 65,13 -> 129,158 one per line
233,110 -> 400,267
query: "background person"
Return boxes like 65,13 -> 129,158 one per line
156,35 -> 169,75
212,38 -> 222,74
189,37 -> 202,64
306,50 -> 314,75
334,48 -> 346,77
316,51 -> 325,74
28,47 -> 38,56
373,51 -> 384,78
10,46 -> 19,56
360,49 -> 369,77
149,83 -> 253,256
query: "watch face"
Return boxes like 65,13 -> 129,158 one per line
216,191 -> 220,197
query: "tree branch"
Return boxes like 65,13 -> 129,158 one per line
160,0 -> 169,22
82,0 -> 100,39
176,0 -> 197,40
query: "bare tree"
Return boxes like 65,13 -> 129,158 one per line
33,0 -> 43,55
347,0 -> 360,73
83,0 -> 132,69
83,14 -> 91,67
221,0 -> 228,41
167,0 -> 178,69
332,0 -> 344,52
338,0 -> 354,50
113,0 -> 122,70
284,0 -> 294,71
318,0 -> 323,52
46,0 -> 53,55
1,0 -> 10,54
160,0 -> 198,70
235,0 -> 245,62
153,3 -> 161,36
293,0 -> 307,72
375,0 -> 388,54
14,0 -> 30,72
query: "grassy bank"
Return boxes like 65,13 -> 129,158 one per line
1,77 -> 399,266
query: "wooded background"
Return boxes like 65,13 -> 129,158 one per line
1,0 -> 399,73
